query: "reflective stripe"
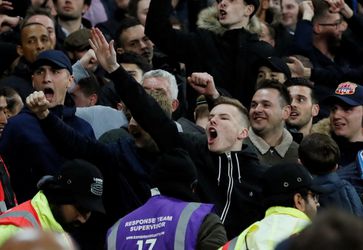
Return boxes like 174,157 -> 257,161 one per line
174,203 -> 201,250
107,219 -> 122,250
0,201 -> 7,213
0,211 -> 41,229
226,237 -> 238,250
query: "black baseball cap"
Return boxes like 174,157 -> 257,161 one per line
262,162 -> 321,197
31,50 -> 73,74
41,159 -> 105,214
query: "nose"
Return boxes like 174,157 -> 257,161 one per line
290,98 -> 298,107
77,212 -> 91,224
42,70 -> 52,83
36,39 -> 45,51
0,111 -> 7,125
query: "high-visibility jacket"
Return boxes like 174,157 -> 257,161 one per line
220,206 -> 311,250
0,156 -> 17,213
0,191 -> 64,246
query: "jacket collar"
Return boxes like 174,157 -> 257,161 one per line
248,128 -> 293,157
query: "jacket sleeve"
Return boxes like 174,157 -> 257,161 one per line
291,20 -> 315,60
109,67 -> 182,151
145,0 -> 198,62
39,113 -> 121,174
196,213 -> 228,250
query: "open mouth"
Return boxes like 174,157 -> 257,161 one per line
43,88 -> 54,101
219,10 -> 227,19
208,127 -> 218,144
290,111 -> 299,118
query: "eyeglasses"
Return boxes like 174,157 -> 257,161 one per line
308,191 -> 319,203
318,19 -> 343,29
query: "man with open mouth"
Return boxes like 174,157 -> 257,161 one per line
0,50 -> 95,204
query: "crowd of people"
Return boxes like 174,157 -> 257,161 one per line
0,0 -> 361,249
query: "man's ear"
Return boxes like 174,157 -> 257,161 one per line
245,4 -> 255,17
16,45 -> 23,57
171,99 -> 179,112
312,104 -> 319,117
89,93 -> 98,106
293,193 -> 306,212
312,23 -> 321,34
282,104 -> 291,120
116,48 -> 124,55
237,127 -> 249,140
82,4 -> 90,15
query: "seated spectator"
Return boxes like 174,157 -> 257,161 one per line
256,56 -> 291,87
220,162 -> 320,250
299,133 -> 363,216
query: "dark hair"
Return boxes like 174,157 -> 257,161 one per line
76,74 -> 102,98
263,188 -> 309,210
285,77 -> 317,104
117,52 -> 152,73
299,133 -> 340,175
115,17 -> 141,48
23,6 -> 55,29
256,79 -> 291,106
312,0 -> 331,23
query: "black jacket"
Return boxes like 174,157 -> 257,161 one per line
109,67 -> 267,239
145,3 -> 275,113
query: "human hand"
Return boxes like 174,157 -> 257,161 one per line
0,1 -> 13,11
26,91 -> 50,120
89,28 -> 119,73
300,1 -> 314,21
325,0 -> 353,18
187,72 -> 220,99
0,15 -> 20,33
79,49 -> 98,69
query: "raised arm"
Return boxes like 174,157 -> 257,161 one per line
90,28 -> 182,150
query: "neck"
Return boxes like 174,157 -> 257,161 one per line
349,131 -> 363,142
58,17 -> 82,35
298,120 -> 313,137
258,128 -> 284,147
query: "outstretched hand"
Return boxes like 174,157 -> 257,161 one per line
187,72 -> 220,99
26,91 -> 50,120
89,28 -> 120,73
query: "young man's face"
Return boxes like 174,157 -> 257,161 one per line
217,0 -> 252,29
118,25 -> 154,64
256,66 -> 287,85
330,103 -> 363,142
32,66 -> 73,108
55,0 -> 89,21
206,104 -> 248,153
249,88 -> 290,136
26,15 -> 56,49
137,0 -> 150,26
52,204 -> 91,230
18,24 -> 52,63
288,85 -> 318,130
281,0 -> 299,29
121,63 -> 143,83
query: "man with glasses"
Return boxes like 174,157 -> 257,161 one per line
290,0 -> 363,117
220,162 -> 320,250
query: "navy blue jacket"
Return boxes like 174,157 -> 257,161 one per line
314,172 -> 363,216
0,106 -> 94,202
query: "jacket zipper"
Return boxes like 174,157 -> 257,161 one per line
220,152 -> 233,223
